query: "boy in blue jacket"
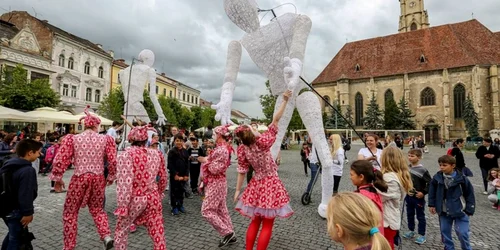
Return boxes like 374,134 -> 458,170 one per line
0,139 -> 42,249
428,155 -> 475,250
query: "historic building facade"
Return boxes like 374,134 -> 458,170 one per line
312,1 -> 500,142
0,20 -> 54,83
1,11 -> 114,114
177,82 -> 200,109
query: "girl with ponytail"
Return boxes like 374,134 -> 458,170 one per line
326,192 -> 391,250
350,160 -> 387,235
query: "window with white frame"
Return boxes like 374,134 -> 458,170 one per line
156,86 -> 159,94
170,90 -> 173,97
59,54 -> 65,67
84,62 -> 90,74
68,57 -> 74,69
71,86 -> 77,98
62,84 -> 69,96
86,88 -> 92,101
163,89 -> 166,96
98,66 -> 104,78
95,90 -> 101,103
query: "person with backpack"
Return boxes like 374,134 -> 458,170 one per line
50,107 -> 117,250
428,155 -> 475,250
0,139 -> 43,249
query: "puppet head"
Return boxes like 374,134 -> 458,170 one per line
224,0 -> 260,33
138,49 -> 155,67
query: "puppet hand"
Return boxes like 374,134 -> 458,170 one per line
212,85 -> 234,125
284,57 -> 302,91
156,114 -> 166,126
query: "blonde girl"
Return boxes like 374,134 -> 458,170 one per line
327,192 -> 390,250
379,146 -> 413,249
329,134 -> 344,194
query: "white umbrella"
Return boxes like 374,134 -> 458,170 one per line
76,112 -> 113,126
25,107 -> 79,123
194,127 -> 206,133
0,105 -> 32,121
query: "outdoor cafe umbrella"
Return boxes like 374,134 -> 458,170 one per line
25,107 -> 79,123
0,105 -> 32,121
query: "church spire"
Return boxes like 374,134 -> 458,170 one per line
398,0 -> 430,33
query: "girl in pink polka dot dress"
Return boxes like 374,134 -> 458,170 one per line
234,90 -> 293,250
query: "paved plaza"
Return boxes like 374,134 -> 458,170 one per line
2,144 -> 500,249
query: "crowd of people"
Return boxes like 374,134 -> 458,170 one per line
1,100 -> 499,250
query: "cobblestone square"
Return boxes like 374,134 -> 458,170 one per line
2,144 -> 499,249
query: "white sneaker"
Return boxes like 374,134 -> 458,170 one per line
483,191 -> 488,195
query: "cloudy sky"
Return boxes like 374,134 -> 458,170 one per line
1,0 -> 499,118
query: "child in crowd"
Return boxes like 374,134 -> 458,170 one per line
350,160 -> 387,235
31,133 -> 42,174
487,168 -> 500,209
379,146 -> 413,250
428,155 -> 475,250
45,136 -> 65,193
199,146 -> 213,199
167,134 -> 190,215
326,192 -> 391,250
300,143 -> 310,176
188,137 -> 205,195
0,139 -> 42,249
403,149 -> 432,244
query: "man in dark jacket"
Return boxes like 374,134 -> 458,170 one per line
428,155 -> 475,250
475,138 -> 500,194
0,139 -> 42,249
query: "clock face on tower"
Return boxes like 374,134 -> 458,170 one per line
409,1 -> 416,8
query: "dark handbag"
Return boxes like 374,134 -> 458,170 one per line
19,227 -> 35,250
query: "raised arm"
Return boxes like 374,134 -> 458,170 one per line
271,90 -> 292,126
212,40 -> 242,125
148,68 -> 166,126
283,15 -> 312,92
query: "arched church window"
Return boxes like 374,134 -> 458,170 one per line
384,89 -> 394,103
355,64 -> 361,72
323,95 -> 331,112
420,54 -> 426,63
355,93 -> 363,126
411,22 -> 418,31
453,84 -> 466,118
420,87 -> 435,106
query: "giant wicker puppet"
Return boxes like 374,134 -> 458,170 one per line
212,0 -> 335,218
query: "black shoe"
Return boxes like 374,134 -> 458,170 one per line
218,232 -> 236,248
185,193 -> 193,199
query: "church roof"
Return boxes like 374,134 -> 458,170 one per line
313,19 -> 500,84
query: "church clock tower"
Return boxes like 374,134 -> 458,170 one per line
398,0 -> 430,33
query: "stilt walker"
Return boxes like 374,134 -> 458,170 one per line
198,125 -> 236,248
114,125 -> 167,250
50,106 -> 117,250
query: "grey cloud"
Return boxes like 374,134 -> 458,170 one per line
2,0 -> 498,118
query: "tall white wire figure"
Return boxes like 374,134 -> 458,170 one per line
118,49 -> 166,149
213,0 -> 334,218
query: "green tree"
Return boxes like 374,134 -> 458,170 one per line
0,64 -> 60,110
363,93 -> 384,129
259,80 -> 303,130
200,108 -> 219,127
158,96 -> 177,125
396,97 -> 416,130
463,95 -> 479,137
259,80 -> 276,124
178,106 -> 194,129
98,86 -> 125,121
384,97 -> 400,129
190,106 -> 203,130
344,105 -> 354,128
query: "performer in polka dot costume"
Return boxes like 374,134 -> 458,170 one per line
50,106 -> 117,250
114,125 -> 168,250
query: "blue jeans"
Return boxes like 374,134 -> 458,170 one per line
2,210 -> 23,250
306,163 -> 319,193
405,195 -> 426,235
439,213 -> 471,250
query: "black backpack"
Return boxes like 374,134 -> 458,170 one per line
0,155 -> 17,217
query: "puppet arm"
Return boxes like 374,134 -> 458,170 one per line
148,68 -> 166,126
284,15 -> 312,91
212,40 -> 242,125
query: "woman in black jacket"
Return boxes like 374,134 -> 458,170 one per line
451,138 -> 473,177
475,138 -> 500,194
0,133 -> 17,161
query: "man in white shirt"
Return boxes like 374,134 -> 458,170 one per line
107,121 -> 124,139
